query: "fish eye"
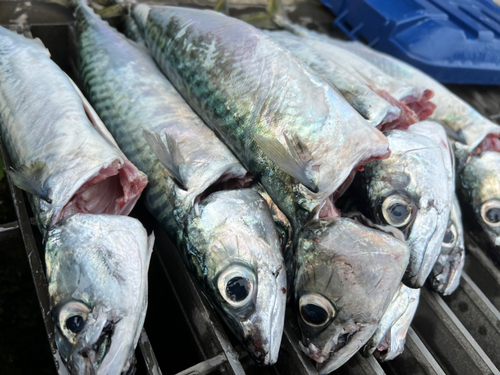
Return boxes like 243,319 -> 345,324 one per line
57,301 -> 91,341
217,264 -> 256,308
66,315 -> 85,334
299,293 -> 336,327
442,223 -> 457,249
381,194 -> 414,228
481,200 -> 500,228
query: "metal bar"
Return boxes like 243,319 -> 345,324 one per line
405,328 -> 445,375
0,137 -> 69,375
174,354 -> 226,375
380,327 -> 445,375
273,323 -> 317,375
152,225 -> 245,375
138,329 -> 163,375
442,273 -> 500,368
362,354 -> 385,375
464,236 -> 500,311
0,220 -> 21,242
412,287 -> 499,375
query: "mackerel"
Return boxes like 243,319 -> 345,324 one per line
73,2 -> 286,364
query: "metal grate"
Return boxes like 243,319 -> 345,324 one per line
1,2 -> 500,374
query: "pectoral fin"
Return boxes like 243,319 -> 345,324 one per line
142,129 -> 187,190
7,161 -> 52,203
255,133 -> 318,193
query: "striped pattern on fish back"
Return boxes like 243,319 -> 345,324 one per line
75,4 -> 243,240
140,7 -> 388,230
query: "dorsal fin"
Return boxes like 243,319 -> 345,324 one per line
7,161 -> 53,203
142,129 -> 187,190
255,133 -> 318,193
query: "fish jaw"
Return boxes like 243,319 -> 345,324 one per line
238,267 -> 287,365
429,196 -> 465,295
294,218 -> 409,370
46,214 -> 152,375
185,189 -> 286,365
404,204 -> 448,287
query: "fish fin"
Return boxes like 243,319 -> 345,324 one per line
441,122 -> 466,144
7,161 -> 53,203
142,129 -> 187,190
255,134 -> 318,192
96,3 -> 128,18
214,0 -> 229,14
239,0 -> 289,29
240,13 -> 277,29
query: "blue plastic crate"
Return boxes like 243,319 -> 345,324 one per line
320,0 -> 500,84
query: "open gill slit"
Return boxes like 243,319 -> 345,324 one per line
56,159 -> 147,224
319,150 -> 388,220
51,75 -> 148,225
193,170 -> 254,215
371,88 -> 418,131
475,133 -> 500,154
399,89 -> 436,121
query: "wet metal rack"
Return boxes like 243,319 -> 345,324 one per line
1,1 -> 500,374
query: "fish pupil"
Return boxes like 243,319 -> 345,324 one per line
66,315 -> 85,333
226,277 -> 250,302
443,228 -> 455,244
301,304 -> 328,325
486,208 -> 500,223
389,203 -> 407,221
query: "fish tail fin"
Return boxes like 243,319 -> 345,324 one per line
255,134 -> 318,193
142,129 -> 187,190
7,161 -> 52,203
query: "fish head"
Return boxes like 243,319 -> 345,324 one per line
362,130 -> 453,287
45,214 -> 153,375
185,189 -> 287,365
458,149 -> 500,262
295,218 -> 409,373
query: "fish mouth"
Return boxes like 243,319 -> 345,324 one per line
240,270 -> 286,366
79,321 -> 115,372
299,324 -> 376,374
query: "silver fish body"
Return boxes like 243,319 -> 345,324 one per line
263,32 -> 404,129
131,5 -> 389,230
331,40 -> 500,151
46,214 -> 153,375
360,121 -> 454,287
429,195 -> 465,295
296,218 -> 409,374
74,2 -> 286,364
283,35 -> 435,121
0,26 -> 147,235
